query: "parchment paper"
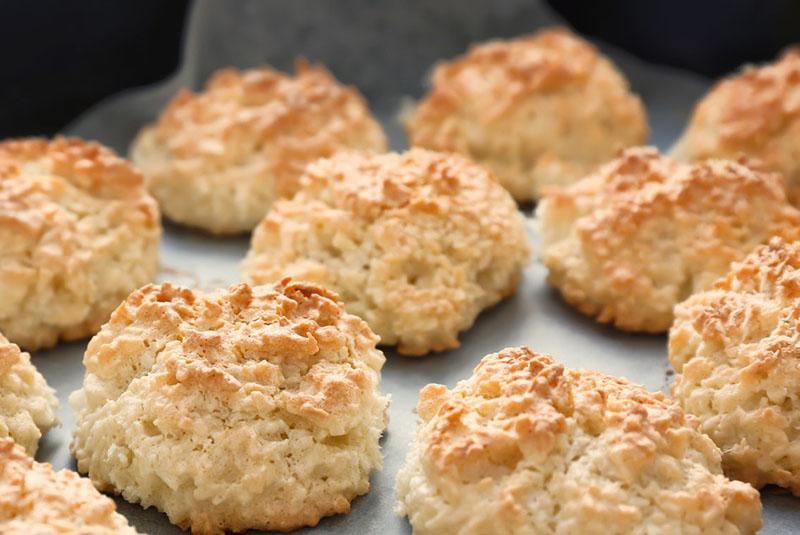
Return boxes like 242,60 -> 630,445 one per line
27,1 -> 798,532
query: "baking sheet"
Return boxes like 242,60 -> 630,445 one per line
28,0 -> 797,533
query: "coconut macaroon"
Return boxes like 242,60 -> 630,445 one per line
131,61 -> 387,235
70,280 -> 389,534
0,137 -> 161,351
0,334 -> 58,456
395,347 -> 762,534
671,49 -> 800,204
405,27 -> 648,201
242,149 -> 530,356
0,438 -> 138,534
536,146 -> 800,333
670,238 -> 800,494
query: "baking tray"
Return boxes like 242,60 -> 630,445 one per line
29,0 -> 798,532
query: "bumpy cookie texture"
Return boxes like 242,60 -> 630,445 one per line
70,280 -> 388,534
0,334 -> 58,456
670,237 -> 800,494
242,149 -> 530,356
405,27 -> 648,201
672,49 -> 800,204
131,61 -> 387,234
0,438 -> 138,535
395,347 -> 762,535
0,137 -> 161,351
536,146 -> 800,333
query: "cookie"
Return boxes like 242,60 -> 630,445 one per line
672,49 -> 800,204
395,347 -> 762,535
0,438 -> 138,534
406,27 -> 647,201
0,334 -> 57,455
536,146 -> 800,332
242,149 -> 530,355
670,237 -> 800,494
131,61 -> 387,234
0,137 -> 161,350
70,280 -> 389,534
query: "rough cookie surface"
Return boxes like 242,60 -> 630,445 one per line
536,146 -> 800,332
0,334 -> 57,456
0,137 -> 161,350
70,280 -> 388,534
242,149 -> 530,356
395,347 -> 762,535
0,438 -> 138,535
672,49 -> 800,204
131,61 -> 387,234
670,238 -> 800,494
406,27 -> 647,201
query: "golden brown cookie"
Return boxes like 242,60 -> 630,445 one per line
396,347 -> 762,535
0,137 -> 161,350
0,438 -> 138,534
0,334 -> 57,455
536,147 -> 800,332
672,49 -> 800,204
70,280 -> 388,534
406,27 -> 647,201
670,237 -> 800,494
131,61 -> 387,234
242,149 -> 530,355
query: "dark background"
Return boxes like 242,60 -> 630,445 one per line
0,0 -> 189,137
1,0 -> 799,138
